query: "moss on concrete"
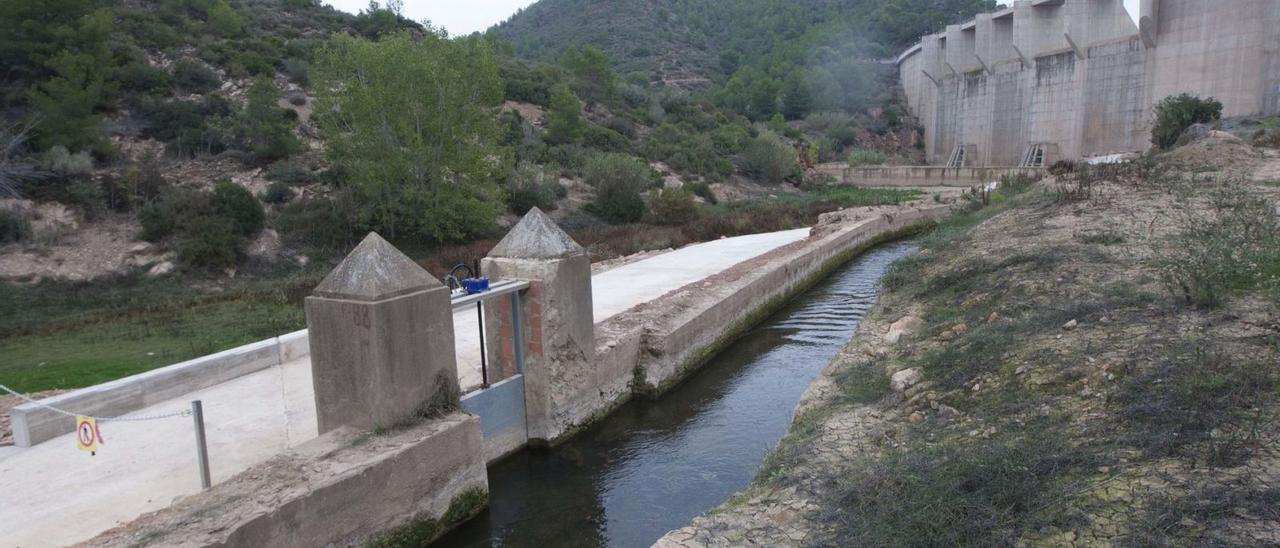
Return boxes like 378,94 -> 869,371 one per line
364,486 -> 488,548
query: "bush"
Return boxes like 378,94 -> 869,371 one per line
584,126 -> 630,152
116,62 -> 172,94
212,180 -> 264,236
1152,94 -> 1223,150
648,187 -> 699,225
282,59 -> 311,87
41,146 -> 93,177
846,148 -> 887,167
286,91 -> 308,106
584,153 -> 655,224
1153,184 -> 1280,307
686,181 -> 717,204
261,181 -> 294,205
176,214 -> 243,269
506,162 -> 562,214
275,192 -> 359,254
738,131 -> 799,184
0,209 -> 32,243
266,159 -> 316,184
171,59 -> 222,95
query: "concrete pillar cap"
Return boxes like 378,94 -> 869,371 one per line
487,207 -> 585,260
313,232 -> 442,301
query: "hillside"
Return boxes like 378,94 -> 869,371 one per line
492,0 -> 999,90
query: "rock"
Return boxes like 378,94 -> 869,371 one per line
937,404 -> 962,418
247,229 -> 282,259
908,411 -> 925,423
986,311 -> 1000,324
952,323 -> 968,335
148,261 -> 175,276
129,242 -> 154,254
890,368 -> 924,392
884,315 -> 922,344
1063,319 -> 1079,330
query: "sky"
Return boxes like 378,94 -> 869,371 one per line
324,0 -> 1143,38
325,0 -> 537,36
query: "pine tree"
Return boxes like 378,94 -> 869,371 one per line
544,84 -> 586,145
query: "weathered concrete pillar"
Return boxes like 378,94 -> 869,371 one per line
480,208 -> 594,443
306,233 -> 459,434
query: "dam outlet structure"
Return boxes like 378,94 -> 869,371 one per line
897,0 -> 1280,167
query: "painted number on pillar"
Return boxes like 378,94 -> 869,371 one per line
352,306 -> 371,329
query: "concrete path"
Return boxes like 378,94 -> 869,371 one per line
0,228 -> 809,548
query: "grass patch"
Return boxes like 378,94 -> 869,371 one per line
1116,338 -> 1279,467
0,271 -> 317,392
834,360 -> 892,404
818,425 -> 1094,547
1077,229 -> 1126,245
1123,485 -> 1280,547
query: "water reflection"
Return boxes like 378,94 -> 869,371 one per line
436,242 -> 918,548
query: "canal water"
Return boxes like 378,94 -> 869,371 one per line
435,241 -> 919,548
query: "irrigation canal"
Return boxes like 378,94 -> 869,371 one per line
435,241 -> 919,548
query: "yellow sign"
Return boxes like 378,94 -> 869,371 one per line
76,416 -> 102,454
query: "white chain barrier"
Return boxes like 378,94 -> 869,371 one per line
0,383 -> 191,422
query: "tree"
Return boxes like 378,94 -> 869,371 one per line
780,70 -> 813,120
738,130 -> 798,184
232,77 -> 301,161
561,46 -> 615,104
0,0 -> 115,151
314,32 -> 506,242
544,83 -> 586,145
206,0 -> 243,37
584,153 -> 653,224
1152,94 -> 1223,150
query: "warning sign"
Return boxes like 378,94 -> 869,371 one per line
76,416 -> 103,454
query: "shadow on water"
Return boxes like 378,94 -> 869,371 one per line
435,241 -> 919,548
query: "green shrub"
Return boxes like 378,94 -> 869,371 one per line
275,192 -> 359,254
212,180 -> 264,236
176,214 -> 243,269
648,187 -> 699,225
584,153 -> 655,224
1152,94 -> 1223,150
282,59 -> 311,87
0,209 -> 32,243
139,188 -> 209,242
738,130 -> 799,184
116,62 -> 172,94
67,179 -> 105,219
1153,185 -> 1280,307
171,59 -> 222,94
261,181 -> 294,205
266,159 -> 315,184
41,146 -> 93,177
506,162 -> 562,214
846,148 -> 887,167
584,125 -> 630,152
686,181 -> 717,204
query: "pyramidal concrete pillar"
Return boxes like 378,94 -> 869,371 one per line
306,232 -> 459,434
481,208 -> 595,443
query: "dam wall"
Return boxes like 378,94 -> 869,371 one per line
899,0 -> 1280,166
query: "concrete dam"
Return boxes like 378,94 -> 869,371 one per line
898,0 -> 1280,166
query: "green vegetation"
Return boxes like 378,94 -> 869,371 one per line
584,152 -> 655,224
846,148 -> 887,167
0,274 -> 314,392
544,83 -> 587,145
1152,93 -> 1223,150
314,31 -> 506,243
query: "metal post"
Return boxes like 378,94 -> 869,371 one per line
511,290 -> 525,374
477,302 -> 488,388
191,400 -> 211,490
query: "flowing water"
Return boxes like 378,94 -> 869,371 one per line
435,241 -> 919,548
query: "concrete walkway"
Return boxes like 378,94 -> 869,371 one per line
0,228 -> 809,548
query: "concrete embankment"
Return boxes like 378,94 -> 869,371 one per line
596,203 -> 950,404
817,163 -> 1045,187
